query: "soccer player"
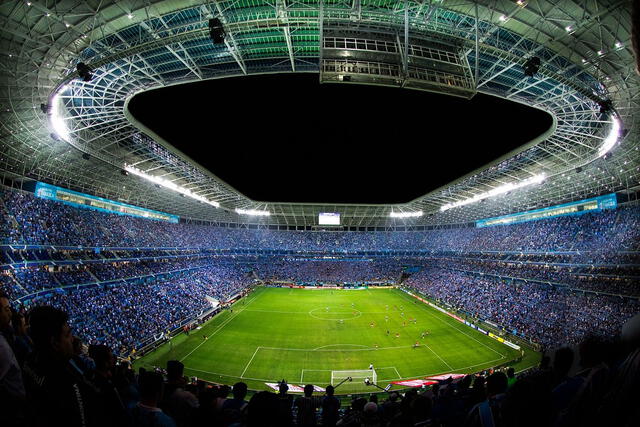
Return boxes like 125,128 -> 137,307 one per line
386,330 -> 390,336
413,341 -> 419,349
369,363 -> 374,370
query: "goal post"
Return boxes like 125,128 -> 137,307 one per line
331,369 -> 377,390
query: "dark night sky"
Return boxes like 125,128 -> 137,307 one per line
128,73 -> 552,204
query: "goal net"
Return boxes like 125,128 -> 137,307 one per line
331,369 -> 377,393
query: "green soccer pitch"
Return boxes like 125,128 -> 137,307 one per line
134,287 -> 535,394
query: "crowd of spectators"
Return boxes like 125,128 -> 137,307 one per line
0,187 -> 639,423
1,290 -> 639,427
255,260 -> 402,284
405,268 -> 639,349
11,263 -> 253,354
420,257 -> 640,297
2,188 -> 639,252
0,186 -> 638,351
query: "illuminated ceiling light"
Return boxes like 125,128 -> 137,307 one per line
26,1 -> 32,6
124,165 -> 220,208
50,89 -> 71,142
127,13 -> 133,19
499,15 -> 508,22
440,174 -> 546,212
516,1 -> 526,7
597,116 -> 621,158
235,208 -> 270,216
614,42 -> 623,50
65,23 -> 71,28
389,211 -> 423,218
597,50 -> 604,56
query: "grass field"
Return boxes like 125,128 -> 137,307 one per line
135,287 -> 531,394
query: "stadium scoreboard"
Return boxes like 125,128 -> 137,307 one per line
319,212 -> 341,225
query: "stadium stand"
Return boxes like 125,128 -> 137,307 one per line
1,188 -> 638,353
1,0 -> 638,424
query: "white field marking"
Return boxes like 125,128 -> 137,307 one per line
180,293 -> 260,363
241,347 -> 261,378
244,308 -> 423,315
308,307 -> 362,321
303,367 -> 400,382
397,291 -> 505,358
303,366 -> 397,372
393,367 -> 401,379
184,356 -> 506,385
257,344 -> 415,352
422,343 -> 454,370
312,344 -> 371,350
244,309 -> 308,314
185,366 -> 274,383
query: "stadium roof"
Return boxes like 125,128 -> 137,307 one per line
0,0 -> 638,228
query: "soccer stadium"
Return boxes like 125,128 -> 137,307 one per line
0,1 -> 639,426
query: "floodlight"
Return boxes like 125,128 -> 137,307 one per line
597,116 -> 621,158
76,62 -> 93,82
235,208 -> 270,216
50,90 -> 70,142
209,18 -> 225,44
389,211 -> 423,218
440,174 -> 546,212
124,165 -> 220,208
523,57 -> 541,77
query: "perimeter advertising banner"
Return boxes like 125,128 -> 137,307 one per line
264,383 -> 325,393
34,181 -> 179,223
404,290 -> 520,350
391,379 -> 438,388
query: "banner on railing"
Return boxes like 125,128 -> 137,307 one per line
488,332 -> 520,350
391,379 -> 438,388
424,373 -> 466,381
265,383 -> 324,393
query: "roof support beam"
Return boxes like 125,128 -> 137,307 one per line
213,2 -> 247,75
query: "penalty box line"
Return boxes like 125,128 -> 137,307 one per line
300,366 -> 402,383
189,355 -> 506,385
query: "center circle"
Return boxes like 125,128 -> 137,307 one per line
309,307 -> 362,321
